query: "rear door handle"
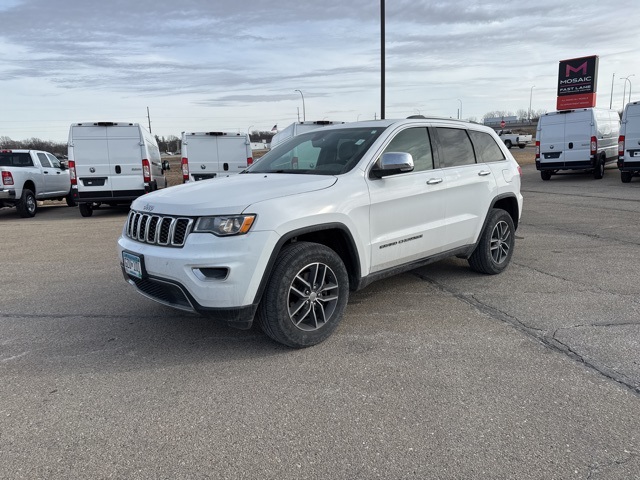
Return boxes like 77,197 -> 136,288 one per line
427,178 -> 443,185
478,170 -> 491,176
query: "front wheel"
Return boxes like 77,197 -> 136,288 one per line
17,189 -> 37,218
468,209 -> 515,275
621,171 -> 632,183
79,203 -> 93,217
257,242 -> 349,348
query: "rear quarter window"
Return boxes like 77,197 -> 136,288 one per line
469,130 -> 506,163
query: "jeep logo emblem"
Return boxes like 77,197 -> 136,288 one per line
142,204 -> 155,212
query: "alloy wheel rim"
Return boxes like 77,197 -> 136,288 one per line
27,196 -> 36,214
490,220 -> 511,264
287,262 -> 339,331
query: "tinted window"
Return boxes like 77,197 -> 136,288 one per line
436,128 -> 476,168
37,153 -> 52,168
0,152 -> 33,167
469,130 -> 506,163
381,127 -> 433,172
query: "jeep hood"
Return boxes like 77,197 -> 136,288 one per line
131,174 -> 338,216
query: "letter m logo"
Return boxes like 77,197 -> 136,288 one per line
566,62 -> 587,78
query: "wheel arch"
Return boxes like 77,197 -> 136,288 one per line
252,223 -> 362,306
23,180 -> 36,195
490,194 -> 520,230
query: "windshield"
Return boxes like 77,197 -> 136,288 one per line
247,126 -> 386,175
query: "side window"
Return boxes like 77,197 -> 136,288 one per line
46,153 -> 61,168
468,130 -> 506,163
381,127 -> 433,172
37,153 -> 52,168
435,128 -> 476,168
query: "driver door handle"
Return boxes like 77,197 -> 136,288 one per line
427,178 -> 443,185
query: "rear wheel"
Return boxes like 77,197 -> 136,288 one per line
65,191 -> 76,207
257,242 -> 349,348
79,203 -> 93,217
593,157 -> 605,179
518,144 -> 526,149
504,140 -> 513,149
468,209 -> 515,275
541,170 -> 552,181
621,171 -> 632,183
17,189 -> 37,218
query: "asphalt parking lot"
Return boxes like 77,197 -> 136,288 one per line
1,163 -> 639,479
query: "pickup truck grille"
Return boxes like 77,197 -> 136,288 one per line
125,210 -> 194,247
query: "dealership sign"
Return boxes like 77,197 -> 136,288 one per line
557,55 -> 599,110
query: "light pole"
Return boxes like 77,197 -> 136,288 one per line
457,99 -> 462,120
621,75 -> 635,109
610,72 -> 615,109
529,85 -> 535,123
295,89 -> 306,122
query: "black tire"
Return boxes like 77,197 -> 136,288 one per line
504,140 -> 512,149
593,157 -> 605,179
468,209 -> 515,275
79,203 -> 93,217
257,242 -> 349,348
541,170 -> 552,181
65,191 -> 76,207
621,171 -> 632,183
518,144 -> 526,149
16,189 -> 37,218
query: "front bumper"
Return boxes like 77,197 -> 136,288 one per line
117,229 -> 280,327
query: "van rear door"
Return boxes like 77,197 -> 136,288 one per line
563,110 -> 592,164
72,125 -> 113,197
106,125 -> 144,197
539,114 -> 566,167
217,135 -> 250,174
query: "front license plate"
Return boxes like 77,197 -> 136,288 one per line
122,251 -> 144,279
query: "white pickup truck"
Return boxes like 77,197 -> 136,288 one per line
0,149 -> 74,217
498,130 -> 533,149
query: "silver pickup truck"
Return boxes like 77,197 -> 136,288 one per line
0,149 -> 74,217
498,130 -> 533,149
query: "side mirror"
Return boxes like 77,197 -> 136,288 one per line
162,160 -> 170,171
370,152 -> 414,178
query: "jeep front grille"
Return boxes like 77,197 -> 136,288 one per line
126,210 -> 194,247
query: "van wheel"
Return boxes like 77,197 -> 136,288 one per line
65,192 -> 76,207
257,242 -> 349,348
621,171 -> 632,183
541,171 -> 552,181
593,157 -> 605,179
504,140 -> 513,149
17,189 -> 37,218
468,209 -> 515,275
79,203 -> 93,217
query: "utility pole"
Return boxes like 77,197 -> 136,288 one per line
147,107 -> 152,133
610,72 -> 615,109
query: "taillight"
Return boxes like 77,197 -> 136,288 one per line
247,156 -> 253,166
2,171 -> 14,185
590,136 -> 597,156
535,141 -> 540,160
619,135 -> 625,157
68,160 -> 77,185
142,159 -> 151,183
181,157 -> 189,182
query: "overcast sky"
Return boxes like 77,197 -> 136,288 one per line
1,0 -> 638,142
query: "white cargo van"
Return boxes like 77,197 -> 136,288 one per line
270,120 -> 346,149
180,131 -> 252,182
535,108 -> 620,180
68,122 -> 168,217
618,101 -> 640,183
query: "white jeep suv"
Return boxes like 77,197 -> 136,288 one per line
118,118 -> 523,348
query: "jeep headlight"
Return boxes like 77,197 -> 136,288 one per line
193,215 -> 256,236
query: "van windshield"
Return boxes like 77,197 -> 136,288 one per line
246,127 -> 386,175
